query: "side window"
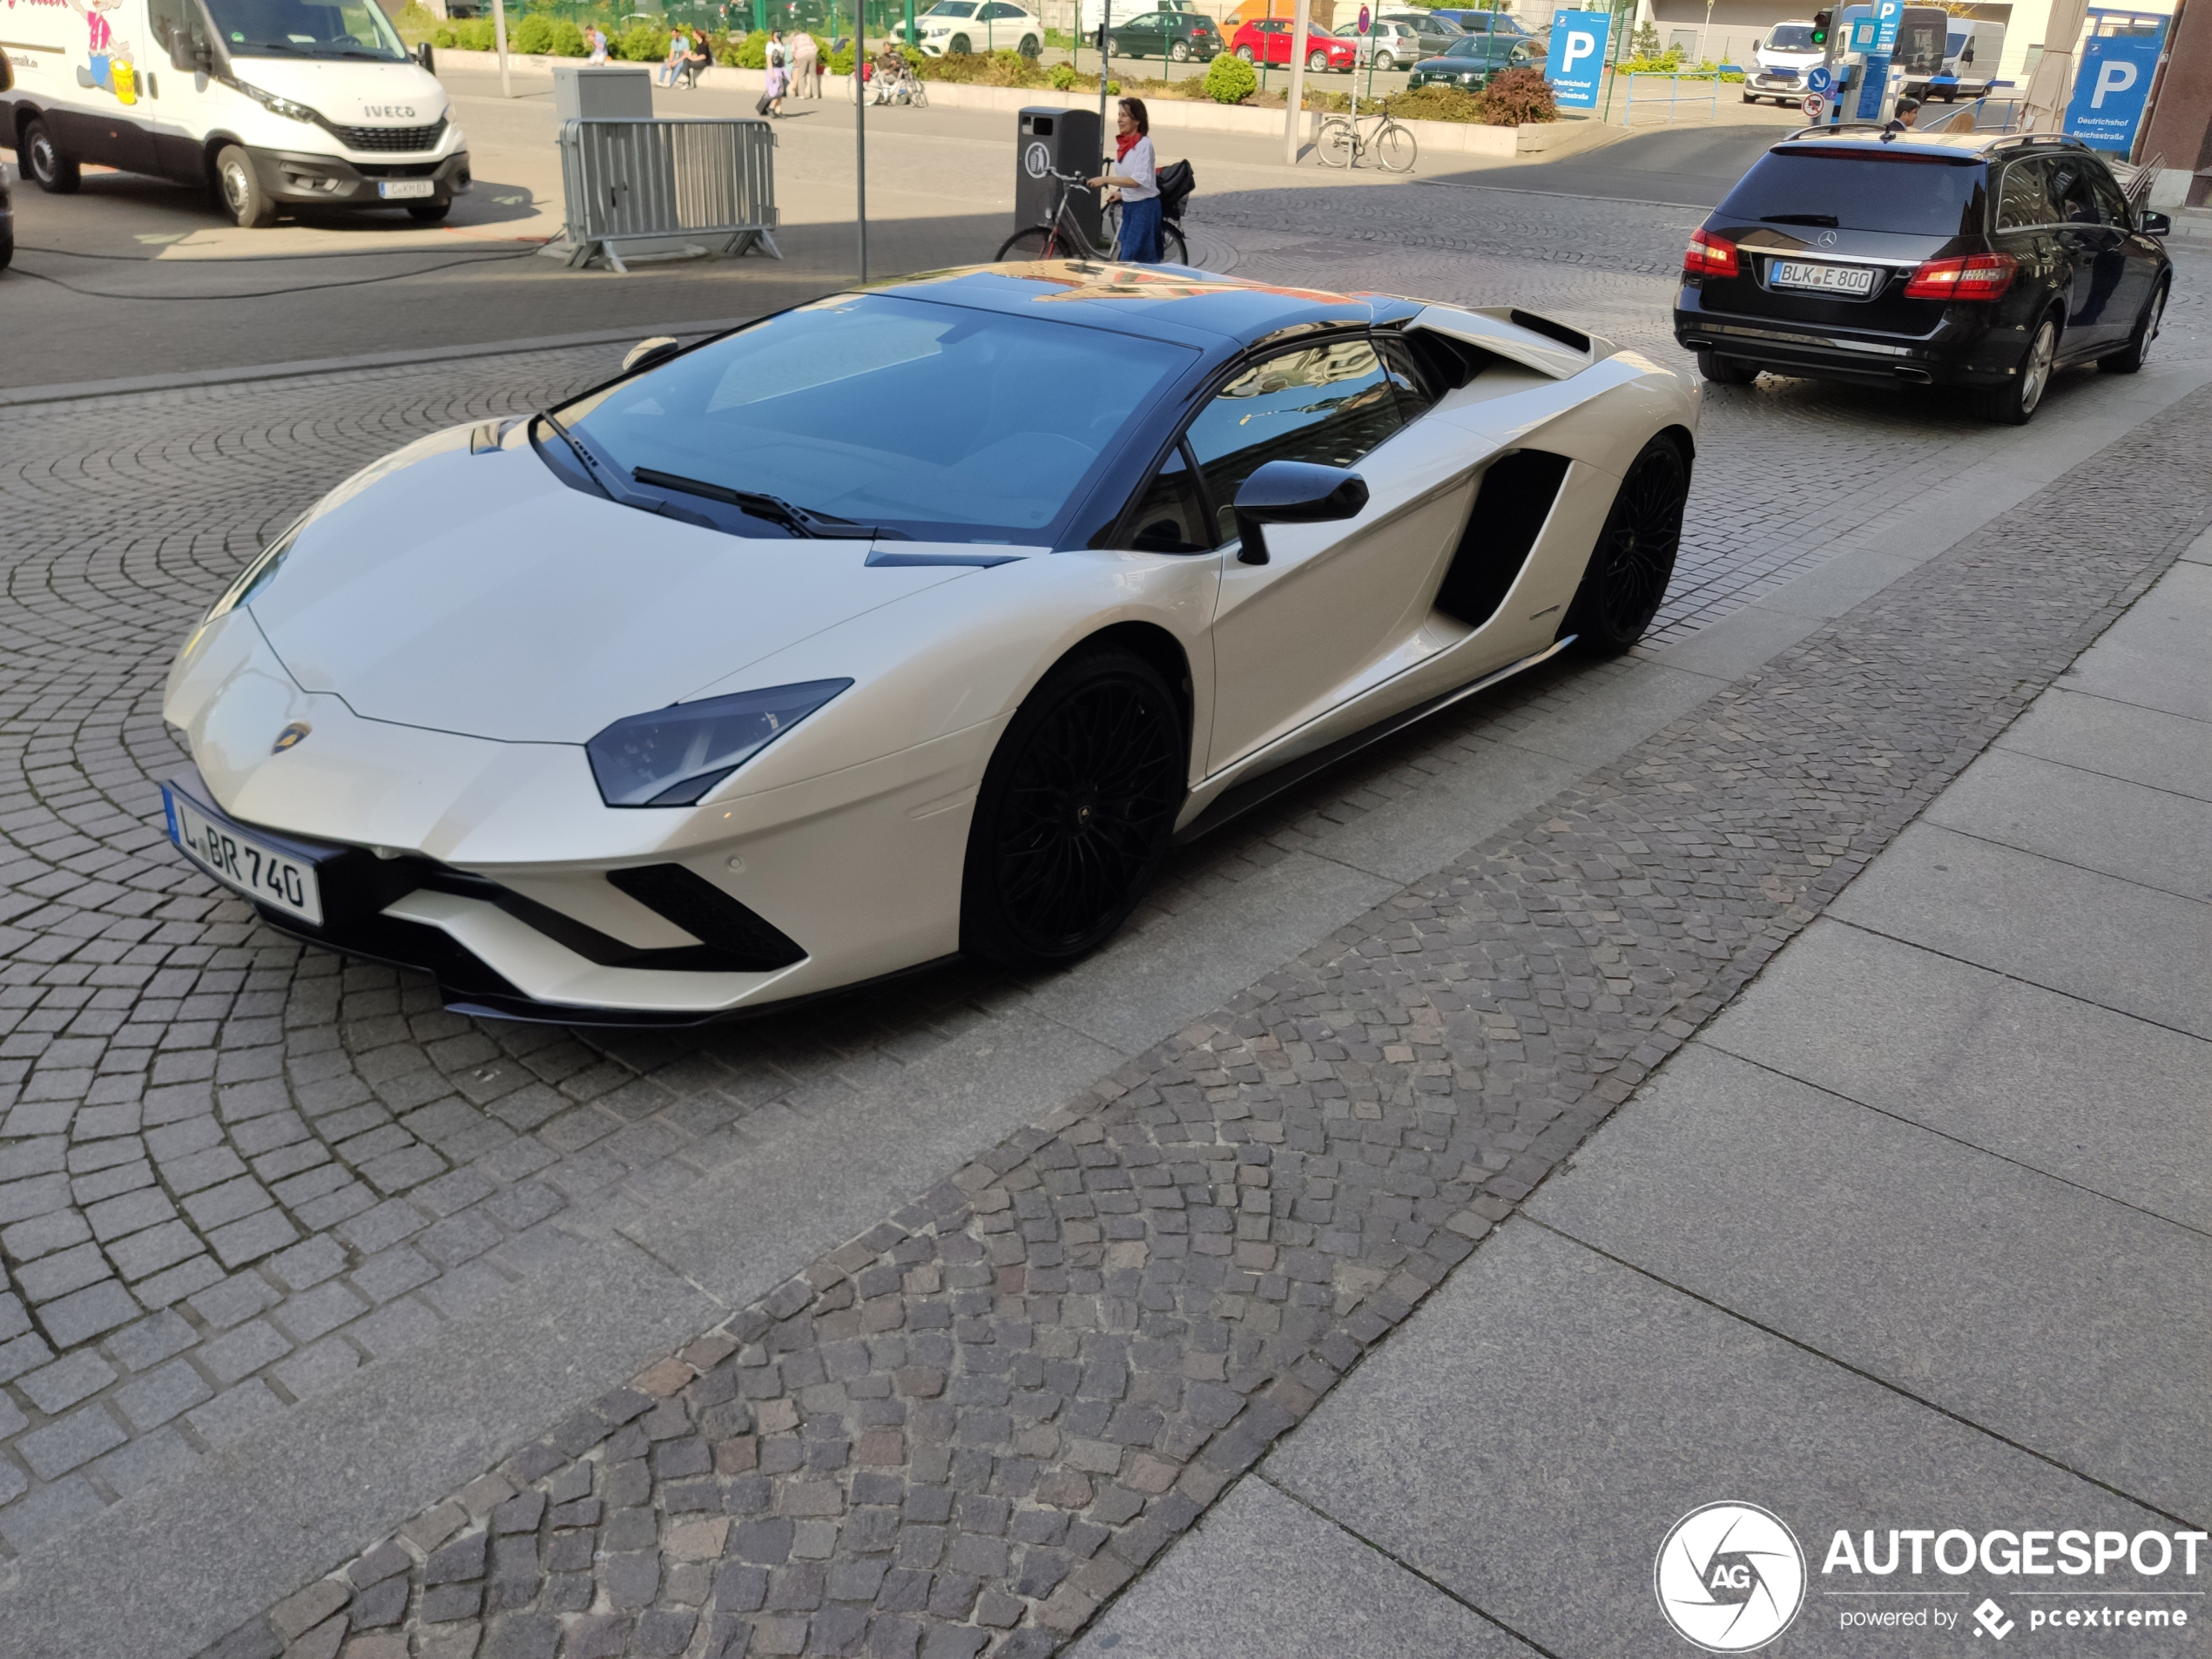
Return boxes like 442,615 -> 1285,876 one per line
1374,336 -> 1437,419
2047,158 -> 2105,224
2088,166 -> 2132,226
149,0 -> 210,57
1184,339 -> 1406,545
1995,158 -> 2054,231
1119,444 -> 1214,554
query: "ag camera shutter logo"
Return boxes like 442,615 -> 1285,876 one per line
1656,1502 -> 1807,1651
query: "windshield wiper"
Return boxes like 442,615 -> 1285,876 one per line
633,467 -> 879,539
533,408 -> 615,502
1762,213 -> 1842,226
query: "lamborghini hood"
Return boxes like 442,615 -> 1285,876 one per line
240,430 -> 973,745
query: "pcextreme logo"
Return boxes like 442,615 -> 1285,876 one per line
1656,1502 -> 1809,1652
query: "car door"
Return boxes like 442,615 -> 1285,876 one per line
145,0 -> 213,181
2043,152 -> 2127,348
1188,335 -> 1442,773
2088,160 -> 2155,333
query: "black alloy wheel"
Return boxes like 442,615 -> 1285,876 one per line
1564,434 -> 1689,656
1972,312 -> 2058,425
961,648 -> 1186,971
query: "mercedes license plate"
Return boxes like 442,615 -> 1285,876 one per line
378,179 -> 436,199
163,786 -> 325,926
1770,260 -> 1877,296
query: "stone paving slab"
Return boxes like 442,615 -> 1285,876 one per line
1994,685 -> 2212,806
1701,919 -> 2212,1233
1261,1220 -> 2197,1659
1525,1042 -> 2212,1521
121,370 -> 2212,1659
1924,746 -> 2212,899
1828,824 -> 2212,1040
2060,560 -> 2212,724
1066,1475 -> 1535,1659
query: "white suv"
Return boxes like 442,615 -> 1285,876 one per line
917,0 -> 1044,55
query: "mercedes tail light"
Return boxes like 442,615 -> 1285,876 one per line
1684,227 -> 1740,278
1903,252 -> 2019,300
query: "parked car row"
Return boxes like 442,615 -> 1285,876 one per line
1224,7 -> 1545,74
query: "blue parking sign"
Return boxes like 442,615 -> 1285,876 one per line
1871,0 -> 1902,50
2065,32 -> 2161,153
1544,10 -> 1610,110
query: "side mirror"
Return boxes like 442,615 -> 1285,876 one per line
1231,460 -> 1369,565
2140,209 -> 2170,239
415,39 -> 435,71
622,335 -> 683,372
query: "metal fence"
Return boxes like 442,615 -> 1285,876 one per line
557,116 -> 784,272
1612,70 -> 1725,125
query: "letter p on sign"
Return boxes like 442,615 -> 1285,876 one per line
1561,26 -> 1594,68
2093,57 -> 2138,107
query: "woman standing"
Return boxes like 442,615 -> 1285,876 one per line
1089,98 -> 1161,264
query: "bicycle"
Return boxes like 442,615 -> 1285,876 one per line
1315,100 -> 1418,172
995,166 -> 1190,266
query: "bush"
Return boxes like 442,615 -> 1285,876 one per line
451,18 -> 496,50
1049,59 -> 1080,89
914,48 -> 1055,85
616,19 -> 670,59
511,12 -> 553,52
722,28 -> 767,65
550,18 -> 587,54
1386,84 -> 1484,120
432,24 -> 456,45
1472,64 -> 1555,123
1203,51 -> 1256,103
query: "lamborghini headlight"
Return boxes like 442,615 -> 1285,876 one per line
586,679 -> 853,808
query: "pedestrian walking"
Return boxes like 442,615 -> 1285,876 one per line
791,27 -> 819,97
1089,98 -> 1161,263
765,28 -> 788,115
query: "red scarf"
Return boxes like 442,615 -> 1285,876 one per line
1116,131 -> 1143,160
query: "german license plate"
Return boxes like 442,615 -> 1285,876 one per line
378,179 -> 436,200
1770,260 -> 1878,296
163,786 -> 324,926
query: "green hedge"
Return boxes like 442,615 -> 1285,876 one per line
1202,52 -> 1255,104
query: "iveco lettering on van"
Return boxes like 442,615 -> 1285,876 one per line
0,0 -> 469,226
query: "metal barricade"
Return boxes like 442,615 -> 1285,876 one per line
557,117 -> 784,273
1615,71 -> 1723,126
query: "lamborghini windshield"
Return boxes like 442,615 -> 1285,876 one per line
560,293 -> 1191,542
204,0 -> 410,58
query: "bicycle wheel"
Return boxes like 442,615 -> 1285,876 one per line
910,81 -> 927,107
1317,116 -> 1355,167
995,226 -> 1061,260
1103,199 -> 1122,256
1375,118 -> 1417,173
1160,222 -> 1189,266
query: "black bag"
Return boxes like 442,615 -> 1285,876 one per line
756,91 -> 773,114
1157,158 -> 1195,223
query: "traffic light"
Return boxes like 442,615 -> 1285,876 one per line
1810,9 -> 1831,44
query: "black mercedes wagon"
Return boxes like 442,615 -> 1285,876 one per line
1674,130 -> 2173,424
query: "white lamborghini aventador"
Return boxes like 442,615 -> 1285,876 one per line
159,261 -> 1700,1023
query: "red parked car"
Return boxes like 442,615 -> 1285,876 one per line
1229,16 -> 1359,70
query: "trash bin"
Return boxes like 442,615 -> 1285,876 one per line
1015,105 -> 1103,251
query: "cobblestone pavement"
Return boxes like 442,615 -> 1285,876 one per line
178,374 -> 2212,1659
0,175 -> 2207,1604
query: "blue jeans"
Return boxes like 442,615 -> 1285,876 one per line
1116,193 -> 1163,264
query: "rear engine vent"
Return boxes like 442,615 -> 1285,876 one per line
1508,309 -> 1591,354
608,865 -> 806,972
1434,450 -> 1574,631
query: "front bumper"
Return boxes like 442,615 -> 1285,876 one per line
1674,289 -> 2024,388
248,145 -> 472,209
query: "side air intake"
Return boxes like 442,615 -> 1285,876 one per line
607,865 -> 806,971
1433,450 -> 1574,631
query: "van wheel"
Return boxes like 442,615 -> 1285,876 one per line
214,145 -> 278,227
25,118 -> 82,193
407,200 -> 451,222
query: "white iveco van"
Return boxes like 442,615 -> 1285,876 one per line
1742,18 -> 1825,104
0,0 -> 468,226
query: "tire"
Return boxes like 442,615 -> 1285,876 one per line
2099,280 -> 2166,374
1171,38 -> 1191,60
1235,44 -> 1255,60
1375,120 -> 1415,172
1374,49 -> 1396,68
1160,222 -> 1188,265
1562,434 -> 1689,657
214,144 -> 277,227
959,647 -> 1186,971
1019,32 -> 1040,56
948,31 -> 969,51
996,225 -> 1062,260
1307,47 -> 1329,69
1741,89 -> 1756,101
1971,313 -> 2058,424
407,200 -> 451,222
0,229 -> 11,273
911,82 -> 928,107
24,118 -> 81,193
1317,116 -> 1354,166
1696,349 -> 1758,386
